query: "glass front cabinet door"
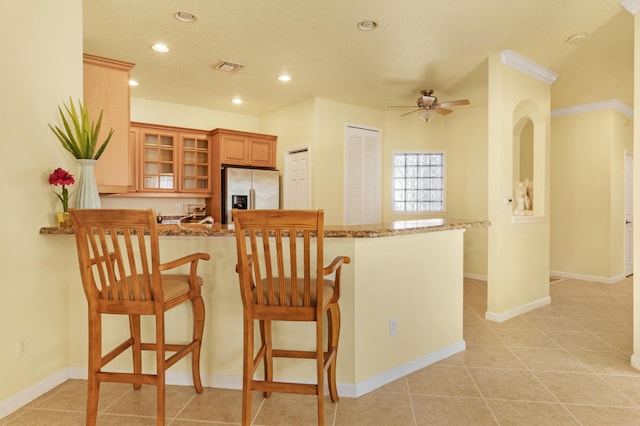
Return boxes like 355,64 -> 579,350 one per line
180,133 -> 210,193
141,130 -> 176,191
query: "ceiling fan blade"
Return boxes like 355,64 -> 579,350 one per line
437,108 -> 453,115
439,99 -> 470,108
387,105 -> 419,109
401,108 -> 421,117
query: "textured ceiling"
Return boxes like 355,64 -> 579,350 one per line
83,0 -> 632,115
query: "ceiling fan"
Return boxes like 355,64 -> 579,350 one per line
392,90 -> 470,122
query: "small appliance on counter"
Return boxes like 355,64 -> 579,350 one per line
222,166 -> 280,224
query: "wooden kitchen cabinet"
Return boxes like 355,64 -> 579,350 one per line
180,133 -> 211,192
83,54 -> 135,193
213,128 -> 277,168
131,122 -> 212,195
128,128 -> 137,192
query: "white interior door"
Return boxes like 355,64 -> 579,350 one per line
625,151 -> 633,276
284,147 -> 310,209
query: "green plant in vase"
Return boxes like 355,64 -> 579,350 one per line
48,98 -> 114,209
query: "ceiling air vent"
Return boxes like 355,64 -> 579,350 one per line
214,60 -> 245,73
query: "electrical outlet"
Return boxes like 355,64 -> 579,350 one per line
17,337 -> 26,357
389,319 -> 397,336
175,203 -> 181,212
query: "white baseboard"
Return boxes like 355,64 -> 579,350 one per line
463,272 -> 487,281
0,369 -> 70,419
485,296 -> 551,323
631,354 -> 640,371
466,271 -> 627,286
1,341 -> 466,418
181,339 -> 467,397
549,270 -> 626,285
345,340 -> 466,397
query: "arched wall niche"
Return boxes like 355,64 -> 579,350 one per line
512,100 -> 546,216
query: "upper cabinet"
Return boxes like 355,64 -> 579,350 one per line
123,123 -> 276,220
83,54 -> 135,194
212,128 -> 277,169
180,133 -> 212,192
131,122 -> 212,196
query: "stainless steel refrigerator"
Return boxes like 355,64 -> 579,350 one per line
222,167 -> 280,223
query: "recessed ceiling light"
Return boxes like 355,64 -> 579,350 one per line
152,43 -> 170,53
356,20 -> 378,31
278,74 -> 291,82
174,11 -> 197,23
232,98 -> 243,105
566,32 -> 588,44
128,79 -> 139,87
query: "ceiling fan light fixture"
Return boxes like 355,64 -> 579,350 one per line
278,74 -> 291,82
418,109 -> 437,121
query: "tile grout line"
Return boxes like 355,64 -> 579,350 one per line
461,303 -> 501,425
527,302 -> 640,410
517,312 -> 586,424
464,287 -> 593,424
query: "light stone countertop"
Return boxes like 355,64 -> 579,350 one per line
40,217 -> 490,238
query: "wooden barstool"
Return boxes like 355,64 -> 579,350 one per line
69,208 -> 210,426
232,209 -> 350,425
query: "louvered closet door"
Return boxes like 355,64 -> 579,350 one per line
345,125 -> 381,225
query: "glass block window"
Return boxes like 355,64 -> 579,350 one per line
393,152 -> 445,212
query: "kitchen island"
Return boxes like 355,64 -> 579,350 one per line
41,217 -> 489,397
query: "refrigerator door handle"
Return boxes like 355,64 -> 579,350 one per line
249,188 -> 255,210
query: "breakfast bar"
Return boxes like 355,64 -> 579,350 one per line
40,218 -> 489,397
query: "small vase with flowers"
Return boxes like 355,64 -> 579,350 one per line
49,167 -> 74,226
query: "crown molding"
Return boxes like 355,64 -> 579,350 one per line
622,0 -> 640,14
500,50 -> 558,85
551,99 -> 634,118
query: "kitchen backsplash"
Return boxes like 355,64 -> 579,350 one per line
99,196 -> 206,217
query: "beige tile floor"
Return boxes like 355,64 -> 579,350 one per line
2,277 -> 640,425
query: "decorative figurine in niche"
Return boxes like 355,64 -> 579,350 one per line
514,178 -> 533,216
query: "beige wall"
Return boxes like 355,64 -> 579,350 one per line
130,97 -> 260,131
486,52 -> 551,317
261,97 -> 317,208
633,8 -> 640,371
439,68 -> 490,277
263,97 -> 386,225
0,0 -> 82,411
351,231 -> 464,383
550,109 -> 632,281
518,121 -> 534,182
314,98 -> 386,225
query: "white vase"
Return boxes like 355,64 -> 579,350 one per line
76,159 -> 100,209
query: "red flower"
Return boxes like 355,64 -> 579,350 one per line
49,168 -> 75,212
49,168 -> 75,186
